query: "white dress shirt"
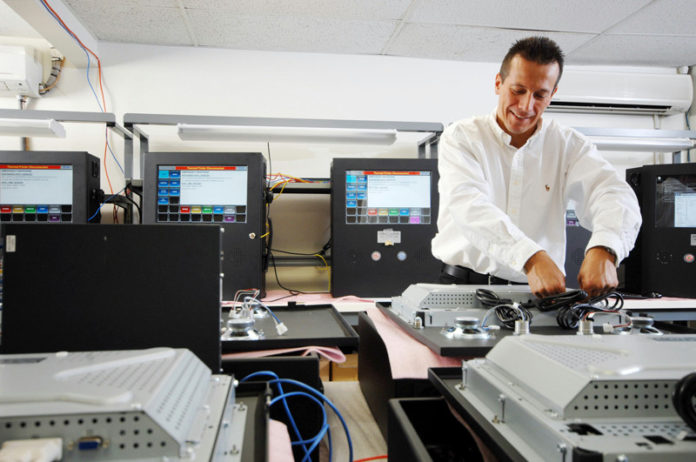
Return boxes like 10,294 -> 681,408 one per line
431,111 -> 642,283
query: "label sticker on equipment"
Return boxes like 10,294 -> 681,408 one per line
377,229 -> 401,245
691,234 -> 696,246
6,235 -> 16,252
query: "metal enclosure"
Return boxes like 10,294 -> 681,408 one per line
330,158 -> 441,297
142,152 -> 266,300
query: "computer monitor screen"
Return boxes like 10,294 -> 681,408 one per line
655,174 -> 696,228
0,164 -> 73,223
156,165 -> 248,223
344,170 -> 431,224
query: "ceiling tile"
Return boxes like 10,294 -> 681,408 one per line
608,0 -> 696,35
187,10 -> 397,54
568,34 -> 696,67
61,3 -> 193,46
182,0 -> 411,20
385,24 -> 595,63
406,0 -> 652,33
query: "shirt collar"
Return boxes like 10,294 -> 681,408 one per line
487,109 -> 546,149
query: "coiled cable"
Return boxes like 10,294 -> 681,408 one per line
672,372 -> 696,433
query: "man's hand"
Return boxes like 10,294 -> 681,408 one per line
524,250 -> 566,298
577,246 -> 618,298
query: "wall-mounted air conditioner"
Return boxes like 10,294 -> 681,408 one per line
0,45 -> 42,99
550,71 -> 692,115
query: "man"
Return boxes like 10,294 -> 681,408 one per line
431,36 -> 642,298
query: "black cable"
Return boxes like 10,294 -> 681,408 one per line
533,289 -> 587,312
556,291 -> 624,329
268,251 -> 305,295
475,289 -> 532,329
672,372 -> 696,432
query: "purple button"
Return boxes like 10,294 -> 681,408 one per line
409,216 -> 421,224
224,215 -> 235,222
49,214 -> 61,222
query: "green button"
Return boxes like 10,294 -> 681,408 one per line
389,209 -> 399,216
24,207 -> 36,213
202,207 -> 213,214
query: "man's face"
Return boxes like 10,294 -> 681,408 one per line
495,55 -> 559,147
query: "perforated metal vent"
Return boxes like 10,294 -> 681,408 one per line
525,341 -> 620,370
423,292 -> 477,308
565,380 -> 676,418
651,337 -> 696,342
152,353 -> 208,431
75,357 -> 171,392
594,422 -> 691,439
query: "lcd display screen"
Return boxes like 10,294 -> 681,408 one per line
156,165 -> 248,223
345,170 -> 431,224
0,164 -> 73,223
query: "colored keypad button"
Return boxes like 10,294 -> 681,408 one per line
358,184 -> 367,190
346,200 -> 357,207
24,207 -> 36,213
158,198 -> 169,205
346,193 -> 356,199
158,188 -> 169,195
37,206 -> 48,213
399,208 -> 409,216
346,175 -> 357,183
389,209 -> 399,216
191,207 -> 202,213
12,207 -> 24,213
378,209 -> 388,216
367,209 -> 378,216
169,180 -> 180,187
409,216 -> 421,224
357,193 -> 366,200
202,207 -> 213,214
158,171 -> 170,178
347,184 -> 356,191
213,206 -> 224,214
169,189 -> 180,196
158,180 -> 169,187
179,206 -> 190,213
49,215 -> 61,222
1,206 -> 11,213
224,215 -> 235,222
169,171 -> 181,178
357,176 -> 367,182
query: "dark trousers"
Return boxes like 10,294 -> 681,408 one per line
439,263 -> 525,285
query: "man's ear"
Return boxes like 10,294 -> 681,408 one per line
495,73 -> 502,95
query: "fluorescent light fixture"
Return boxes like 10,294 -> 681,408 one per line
177,123 -> 397,145
592,137 -> 695,152
0,118 -> 66,138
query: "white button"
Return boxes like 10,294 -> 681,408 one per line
371,251 -> 381,261
397,251 -> 407,261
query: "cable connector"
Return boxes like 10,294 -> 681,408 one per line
276,322 -> 288,336
0,438 -> 62,462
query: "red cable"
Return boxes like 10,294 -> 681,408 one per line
354,456 -> 388,462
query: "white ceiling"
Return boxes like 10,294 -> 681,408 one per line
2,0 -> 696,67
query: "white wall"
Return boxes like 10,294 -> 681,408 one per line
0,42 -> 690,291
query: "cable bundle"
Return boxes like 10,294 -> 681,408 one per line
475,288 -> 532,329
556,291 -> 624,330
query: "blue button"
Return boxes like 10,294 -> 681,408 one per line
357,176 -> 367,182
358,184 -> 367,190
346,175 -> 357,183
213,206 -> 224,214
169,189 -> 180,196
400,208 -> 409,216
346,192 -> 356,199
37,206 -> 48,213
158,180 -> 169,187
347,184 -> 356,191
169,171 -> 181,178
158,188 -> 169,196
169,180 -> 180,187
158,170 -> 170,178
357,193 -> 366,199
158,198 -> 169,205
346,200 -> 357,207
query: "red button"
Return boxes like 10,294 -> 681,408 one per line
0,207 -> 11,213
179,207 -> 190,214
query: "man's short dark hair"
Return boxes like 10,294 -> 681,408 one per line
500,36 -> 565,87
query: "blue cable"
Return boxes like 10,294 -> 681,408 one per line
269,378 -> 353,462
270,391 -> 329,462
244,297 -> 282,323
88,187 -> 126,222
106,139 -> 125,173
240,371 -> 312,459
39,1 -> 104,112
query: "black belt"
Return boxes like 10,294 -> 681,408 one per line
441,263 -> 523,285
